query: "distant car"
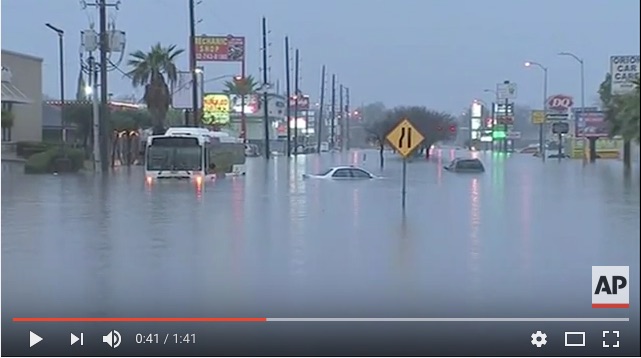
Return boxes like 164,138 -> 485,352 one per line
444,158 -> 485,173
547,153 -> 571,159
302,166 -> 377,179
293,145 -> 317,154
245,144 -> 260,157
520,146 -> 539,154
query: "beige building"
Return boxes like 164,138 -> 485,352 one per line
1,49 -> 43,143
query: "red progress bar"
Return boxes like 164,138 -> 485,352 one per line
13,317 -> 267,322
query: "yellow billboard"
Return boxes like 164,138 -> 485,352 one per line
569,138 -> 622,159
531,110 -> 546,124
202,93 -> 230,125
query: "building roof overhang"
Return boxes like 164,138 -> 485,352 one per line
1,81 -> 32,104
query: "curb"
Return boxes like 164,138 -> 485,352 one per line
1,157 -> 26,163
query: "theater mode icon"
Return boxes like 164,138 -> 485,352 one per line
592,266 -> 629,308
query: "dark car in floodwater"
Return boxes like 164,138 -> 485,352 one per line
444,158 -> 485,173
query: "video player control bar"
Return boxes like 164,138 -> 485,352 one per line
14,317 -> 630,322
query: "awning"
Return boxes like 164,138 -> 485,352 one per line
1,81 -> 32,104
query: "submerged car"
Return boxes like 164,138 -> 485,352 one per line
520,145 -> 540,154
547,153 -> 571,159
245,144 -> 260,157
303,166 -> 377,179
444,158 -> 485,173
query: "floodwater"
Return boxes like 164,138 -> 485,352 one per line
2,150 -> 640,320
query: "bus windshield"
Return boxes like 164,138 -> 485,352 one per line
147,145 -> 202,171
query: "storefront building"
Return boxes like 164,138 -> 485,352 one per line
1,49 -> 43,143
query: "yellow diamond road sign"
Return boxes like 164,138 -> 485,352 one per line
386,119 -> 425,158
531,110 -> 546,124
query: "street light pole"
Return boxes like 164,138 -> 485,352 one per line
261,16 -> 270,160
524,61 -> 548,161
188,0 -> 199,127
46,23 -> 66,153
559,52 -> 590,161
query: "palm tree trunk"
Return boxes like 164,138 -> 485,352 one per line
623,140 -> 631,169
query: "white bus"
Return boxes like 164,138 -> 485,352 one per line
145,128 -> 246,185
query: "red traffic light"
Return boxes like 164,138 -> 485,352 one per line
449,124 -> 457,133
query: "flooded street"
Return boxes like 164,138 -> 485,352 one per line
2,150 -> 640,322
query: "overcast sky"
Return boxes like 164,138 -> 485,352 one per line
2,0 -> 640,113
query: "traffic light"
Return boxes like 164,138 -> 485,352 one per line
449,124 -> 457,133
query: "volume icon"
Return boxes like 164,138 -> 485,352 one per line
102,330 -> 121,348
71,333 -> 84,346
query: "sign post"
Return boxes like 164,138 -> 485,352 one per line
496,81 -> 517,152
385,119 -> 425,211
546,94 -> 573,160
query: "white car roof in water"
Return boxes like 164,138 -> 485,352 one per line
164,127 -> 242,142
165,127 -> 211,136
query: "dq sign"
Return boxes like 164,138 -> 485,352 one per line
547,94 -> 573,112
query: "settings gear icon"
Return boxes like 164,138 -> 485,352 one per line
531,331 -> 547,347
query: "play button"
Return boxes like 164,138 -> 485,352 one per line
29,331 -> 43,347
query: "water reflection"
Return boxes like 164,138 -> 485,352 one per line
519,172 -> 532,271
289,155 -> 307,281
468,177 -> 481,300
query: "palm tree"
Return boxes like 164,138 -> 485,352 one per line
223,75 -> 259,95
127,43 -> 184,134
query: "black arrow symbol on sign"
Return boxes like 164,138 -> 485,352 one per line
398,126 -> 412,149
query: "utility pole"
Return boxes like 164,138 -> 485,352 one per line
339,84 -> 344,151
284,36 -> 291,157
98,0 -> 110,172
330,74 -> 336,150
83,0 -> 123,171
188,0 -> 199,127
293,49 -> 299,154
317,65 -> 326,154
90,56 -> 101,172
261,17 -> 270,159
345,87 -> 350,151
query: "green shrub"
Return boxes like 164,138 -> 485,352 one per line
24,148 -> 85,174
16,141 -> 53,157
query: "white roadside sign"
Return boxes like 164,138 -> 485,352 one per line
497,82 -> 518,100
610,55 -> 640,95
